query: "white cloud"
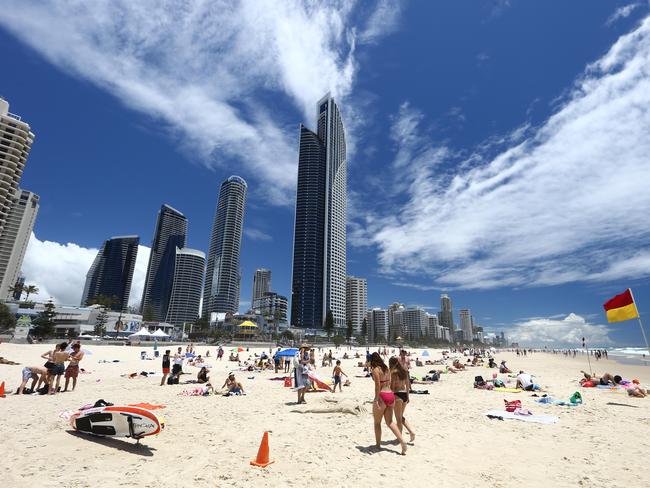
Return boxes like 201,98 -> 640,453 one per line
508,313 -> 612,347
0,1 -> 402,206
359,0 -> 404,44
21,233 -> 149,308
360,16 -> 650,290
244,228 -> 273,242
606,3 -> 641,26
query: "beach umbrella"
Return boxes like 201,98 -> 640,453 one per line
422,351 -> 430,357
231,347 -> 244,352
275,348 -> 299,357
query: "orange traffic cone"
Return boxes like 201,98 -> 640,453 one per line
250,431 -> 274,468
0,381 -> 5,398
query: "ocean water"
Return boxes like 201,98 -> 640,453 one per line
608,347 -> 650,357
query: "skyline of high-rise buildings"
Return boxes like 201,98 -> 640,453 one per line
291,93 -> 347,329
203,175 -> 247,317
141,204 -> 188,321
346,276 -> 367,333
81,235 -> 139,312
0,189 -> 39,298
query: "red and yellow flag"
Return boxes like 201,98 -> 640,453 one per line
603,289 -> 639,323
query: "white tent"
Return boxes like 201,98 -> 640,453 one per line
128,328 -> 152,340
152,328 -> 169,338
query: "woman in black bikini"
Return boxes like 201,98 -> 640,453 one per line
370,353 -> 406,455
389,357 -> 415,443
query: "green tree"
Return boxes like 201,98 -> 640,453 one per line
357,336 -> 366,346
0,302 -> 16,330
332,334 -> 345,347
324,309 -> 334,339
280,330 -> 294,341
194,315 -> 209,331
32,300 -> 56,338
88,294 -> 119,310
346,319 -> 353,344
142,304 -> 156,322
361,317 -> 368,338
376,335 -> 386,344
23,284 -> 39,301
94,307 -> 109,337
8,281 -> 24,300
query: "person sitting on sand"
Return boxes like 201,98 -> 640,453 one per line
627,385 -> 647,398
452,359 -> 466,371
516,371 -> 541,391
581,371 -> 621,386
197,366 -> 210,384
222,373 -> 245,395
17,366 -> 47,394
499,361 -> 512,374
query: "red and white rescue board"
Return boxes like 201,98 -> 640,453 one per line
70,406 -> 163,439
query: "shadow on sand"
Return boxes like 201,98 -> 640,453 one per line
67,430 -> 156,456
355,442 -> 403,456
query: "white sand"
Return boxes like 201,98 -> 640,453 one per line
1,342 -> 649,488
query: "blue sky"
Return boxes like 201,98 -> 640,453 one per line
2,1 -> 650,347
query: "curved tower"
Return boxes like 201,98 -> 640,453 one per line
291,94 -> 347,329
0,98 -> 34,238
203,175 -> 247,316
140,204 -> 187,320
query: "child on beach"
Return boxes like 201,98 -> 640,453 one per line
332,360 -> 348,392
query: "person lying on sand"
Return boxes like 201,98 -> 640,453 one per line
291,397 -> 368,415
581,371 -> 622,386
0,357 -> 20,365
627,385 -> 647,398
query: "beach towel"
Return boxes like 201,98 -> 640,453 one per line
128,403 -> 166,410
484,410 -> 559,424
494,387 -> 522,393
535,397 -> 579,407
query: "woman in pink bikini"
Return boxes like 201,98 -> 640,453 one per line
370,352 -> 406,455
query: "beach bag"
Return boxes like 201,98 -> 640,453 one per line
474,375 -> 486,387
504,400 -> 521,412
284,376 -> 292,387
569,391 -> 582,404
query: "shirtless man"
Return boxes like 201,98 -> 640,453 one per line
16,366 -> 48,394
63,343 -> 84,392
581,371 -> 621,386
49,343 -> 70,395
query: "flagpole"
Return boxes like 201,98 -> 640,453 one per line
628,288 -> 650,358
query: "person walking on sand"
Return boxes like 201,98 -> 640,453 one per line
160,350 -> 171,386
389,357 -> 415,443
63,343 -> 84,392
370,352 -> 406,455
332,360 -> 348,392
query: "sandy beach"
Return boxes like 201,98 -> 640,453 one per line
1,342 -> 649,488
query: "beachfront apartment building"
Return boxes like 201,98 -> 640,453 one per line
165,247 -> 205,326
388,302 -> 405,341
0,98 -> 34,241
460,309 -> 473,342
367,307 -> 388,343
253,291 -> 288,321
438,294 -> 455,339
203,176 -> 247,316
346,276 -> 367,333
141,204 -> 188,321
81,236 -> 139,312
251,268 -> 271,310
291,94 -> 347,330
0,189 -> 39,298
400,307 -> 429,341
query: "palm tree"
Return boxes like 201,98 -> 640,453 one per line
23,285 -> 39,301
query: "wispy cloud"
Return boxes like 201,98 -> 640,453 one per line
21,233 -> 150,307
508,313 -> 611,347
244,227 -> 273,242
0,1 -> 401,206
606,3 -> 641,26
359,0 -> 405,44
357,16 -> 650,290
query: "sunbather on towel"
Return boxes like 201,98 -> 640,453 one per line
581,371 -> 622,386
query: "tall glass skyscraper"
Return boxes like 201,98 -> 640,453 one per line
81,236 -> 139,312
166,248 -> 205,326
203,176 -> 247,316
141,204 -> 187,320
291,94 -> 347,329
438,294 -> 455,339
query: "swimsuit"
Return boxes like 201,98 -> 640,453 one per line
22,367 -> 33,381
379,391 -> 396,407
394,391 -> 409,402
51,364 -> 65,376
